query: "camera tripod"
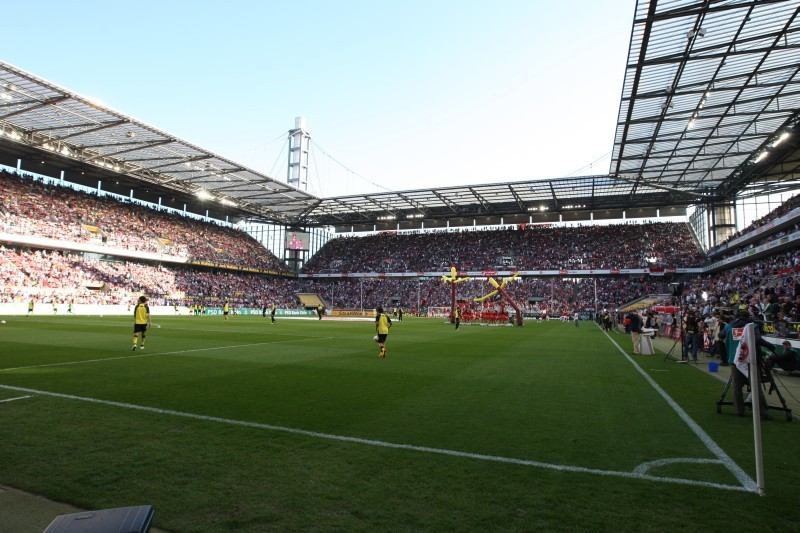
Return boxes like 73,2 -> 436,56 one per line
663,334 -> 699,364
716,359 -> 793,421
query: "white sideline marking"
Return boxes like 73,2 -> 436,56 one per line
0,395 -> 31,403
596,323 -> 758,493
0,337 -> 333,372
0,382 -> 752,492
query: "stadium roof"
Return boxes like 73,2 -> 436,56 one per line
1,0 -> 799,229
0,61 -> 318,224
611,0 -> 800,199
301,175 -> 694,229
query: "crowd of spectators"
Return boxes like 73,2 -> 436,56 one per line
301,276 -> 671,315
0,245 -> 299,307
683,250 -> 800,321
303,222 -> 704,274
0,170 -> 288,273
2,243 -> 797,321
4,167 -> 800,321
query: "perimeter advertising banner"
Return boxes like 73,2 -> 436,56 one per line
204,308 -> 316,316
331,309 -> 375,317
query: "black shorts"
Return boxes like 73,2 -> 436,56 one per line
223,311 -> 229,316
134,323 -> 148,334
377,333 -> 388,343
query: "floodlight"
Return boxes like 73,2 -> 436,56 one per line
754,151 -> 768,163
196,189 -> 213,200
772,132 -> 791,147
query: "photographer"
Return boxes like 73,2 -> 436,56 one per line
680,308 -> 699,363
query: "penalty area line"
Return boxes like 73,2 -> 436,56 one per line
0,337 -> 333,372
0,382 -> 752,493
596,323 -> 758,493
0,395 -> 32,403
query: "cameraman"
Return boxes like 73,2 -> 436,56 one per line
765,340 -> 800,373
722,310 -> 776,420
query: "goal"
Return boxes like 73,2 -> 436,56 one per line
427,307 -> 451,318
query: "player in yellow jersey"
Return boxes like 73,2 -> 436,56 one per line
27,299 -> 34,316
223,301 -> 230,320
132,296 -> 152,351
375,306 -> 392,358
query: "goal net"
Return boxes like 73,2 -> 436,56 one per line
427,307 -> 451,318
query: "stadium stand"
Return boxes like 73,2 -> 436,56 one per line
302,222 -> 705,274
0,245 -> 300,307
0,170 -> 289,274
1,167 -> 798,320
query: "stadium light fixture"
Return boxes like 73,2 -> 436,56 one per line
220,198 -> 237,207
771,132 -> 791,147
196,189 -> 213,200
754,151 -> 768,163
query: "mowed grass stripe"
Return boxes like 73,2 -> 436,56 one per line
0,381 -> 751,493
596,323 -> 756,492
4,317 -> 799,531
0,336 -> 334,372
0,317 -> 737,484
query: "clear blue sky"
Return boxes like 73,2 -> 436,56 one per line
2,1 -> 634,197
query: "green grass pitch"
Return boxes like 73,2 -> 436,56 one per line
0,315 -> 798,531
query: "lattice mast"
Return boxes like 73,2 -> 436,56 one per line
287,117 -> 310,190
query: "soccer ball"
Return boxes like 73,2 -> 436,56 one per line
373,335 -> 379,342
0,320 -> 5,324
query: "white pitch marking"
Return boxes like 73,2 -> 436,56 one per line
633,457 -> 723,475
596,323 -> 758,493
15,318 -> 318,337
0,383 -> 753,493
0,337 -> 333,372
0,395 -> 32,403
